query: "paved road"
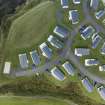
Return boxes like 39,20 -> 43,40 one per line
65,49 -> 105,84
0,95 -> 76,105
11,0 -> 105,85
13,56 -> 62,77
11,20 -> 88,77
83,0 -> 105,33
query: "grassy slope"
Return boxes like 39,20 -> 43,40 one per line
1,0 -> 104,105
7,1 -> 56,49
62,0 -> 84,30
5,1 -> 57,67
0,96 -> 71,105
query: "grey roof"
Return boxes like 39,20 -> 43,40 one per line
61,0 -> 68,8
90,0 -> 99,10
75,48 -> 90,56
51,67 -> 65,81
95,9 -> 105,19
47,35 -> 64,49
92,33 -> 102,49
19,53 -> 28,69
62,61 -> 75,76
98,86 -> 105,100
82,78 -> 93,92
30,50 -> 40,66
53,26 -> 69,38
39,42 -> 52,59
100,43 -> 105,55
69,10 -> 79,24
81,26 -> 95,40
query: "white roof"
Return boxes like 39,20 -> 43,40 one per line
30,50 -> 40,65
73,0 -> 80,4
75,48 -> 90,57
102,0 -> 105,4
81,25 -> 95,40
91,33 -> 102,49
3,62 -> 11,74
19,53 -> 29,69
90,0 -> 99,10
53,26 -> 69,38
47,35 -> 63,49
39,42 -> 52,59
95,9 -> 105,19
61,0 -> 69,8
82,78 -> 93,92
99,65 -> 105,71
98,86 -> 105,100
69,10 -> 79,24
51,67 -> 65,81
62,61 -> 75,76
85,59 -> 99,66
100,42 -> 105,55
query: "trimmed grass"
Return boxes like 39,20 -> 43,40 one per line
79,82 -> 105,103
62,0 -> 84,30
5,1 -> 57,67
72,31 -> 105,78
0,96 -> 71,105
90,0 -> 105,29
45,71 -> 105,104
7,1 -> 56,49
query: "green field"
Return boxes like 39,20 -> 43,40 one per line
4,1 -> 57,67
0,96 -> 72,105
72,31 -> 105,78
0,73 -> 103,105
45,71 -> 105,104
7,1 -> 56,49
71,0 -> 105,78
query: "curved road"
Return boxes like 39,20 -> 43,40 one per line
11,0 -> 105,85
83,0 -> 105,33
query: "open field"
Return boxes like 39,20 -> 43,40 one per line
61,0 -> 84,30
45,70 -> 105,104
0,74 -> 103,105
4,1 -> 58,67
7,1 -> 56,49
0,96 -> 73,105
90,0 -> 105,29
79,81 -> 104,103
0,0 -> 105,105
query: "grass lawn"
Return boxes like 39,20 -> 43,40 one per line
47,70 -> 104,103
4,1 -> 58,68
7,1 -> 57,49
0,96 -> 72,105
90,0 -> 105,29
71,30 -> 105,78
79,82 -> 105,103
61,0 -> 85,30
43,56 -> 105,103
45,71 -> 105,104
